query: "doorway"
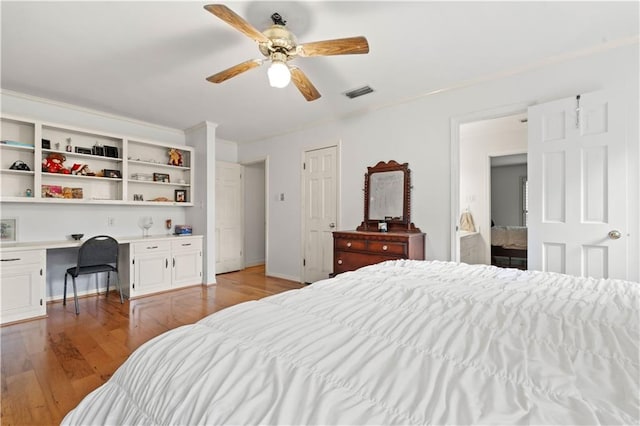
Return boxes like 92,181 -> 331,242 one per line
453,109 -> 528,264
243,159 -> 267,269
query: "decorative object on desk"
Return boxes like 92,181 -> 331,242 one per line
42,152 -> 69,174
25,188 -> 32,197
102,169 -> 122,179
74,147 -> 92,155
66,137 -> 72,152
70,233 -> 84,241
168,148 -> 183,166
153,172 -> 170,183
378,221 -> 387,232
133,194 -> 144,201
104,145 -> 119,158
138,216 -> 154,237
9,160 -> 30,171
174,225 -> 192,236
175,189 -> 187,203
0,218 -> 17,242
42,139 -> 51,149
165,219 -> 172,235
42,184 -> 63,198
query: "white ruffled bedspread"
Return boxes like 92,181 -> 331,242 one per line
63,260 -> 639,425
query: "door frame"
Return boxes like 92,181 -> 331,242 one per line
300,141 -> 341,283
241,156 -> 269,273
450,102 -> 528,262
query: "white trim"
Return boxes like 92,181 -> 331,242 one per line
450,103 -> 528,263
267,271 -> 300,283
184,120 -> 219,134
1,89 -> 185,136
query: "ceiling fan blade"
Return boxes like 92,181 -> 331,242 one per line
204,4 -> 269,44
290,67 -> 321,102
206,59 -> 263,84
298,36 -> 369,57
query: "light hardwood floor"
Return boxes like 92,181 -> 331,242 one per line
0,265 -> 303,425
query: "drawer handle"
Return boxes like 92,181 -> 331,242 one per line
181,243 -> 191,247
147,246 -> 158,250
382,245 -> 388,251
1,258 -> 21,262
337,259 -> 343,265
346,242 -> 351,247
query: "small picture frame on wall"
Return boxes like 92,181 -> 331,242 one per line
0,218 -> 18,242
153,173 -> 170,183
175,189 -> 187,203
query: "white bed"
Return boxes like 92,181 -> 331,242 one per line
63,260 -> 639,425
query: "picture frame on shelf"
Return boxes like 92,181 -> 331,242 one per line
104,146 -> 119,158
41,139 -> 51,149
175,189 -> 187,203
92,145 -> 105,156
1,218 -> 18,242
153,172 -> 170,183
102,169 -> 122,179
75,147 -> 92,155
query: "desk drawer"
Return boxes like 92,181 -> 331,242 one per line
334,238 -> 367,251
1,250 -> 44,266
171,238 -> 201,251
368,241 -> 407,256
133,241 -> 171,254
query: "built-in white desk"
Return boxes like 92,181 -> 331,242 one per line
1,234 -> 203,324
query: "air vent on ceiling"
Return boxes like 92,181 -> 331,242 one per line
344,85 -> 374,99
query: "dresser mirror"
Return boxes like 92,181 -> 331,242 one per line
357,160 -> 420,232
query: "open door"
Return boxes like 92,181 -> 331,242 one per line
215,161 -> 243,274
528,90 -> 628,279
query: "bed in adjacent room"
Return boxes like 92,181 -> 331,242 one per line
62,260 -> 638,425
491,225 -> 528,269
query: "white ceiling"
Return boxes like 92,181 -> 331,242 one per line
1,1 -> 638,143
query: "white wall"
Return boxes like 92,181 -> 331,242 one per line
243,161 -> 265,267
216,138 -> 238,163
238,43 -> 639,282
491,164 -> 527,227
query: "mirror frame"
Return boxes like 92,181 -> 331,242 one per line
357,160 -> 420,232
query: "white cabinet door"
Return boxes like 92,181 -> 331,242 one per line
1,250 -> 46,324
172,238 -> 203,288
132,242 -> 171,297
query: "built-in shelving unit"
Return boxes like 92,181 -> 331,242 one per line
0,114 -> 194,206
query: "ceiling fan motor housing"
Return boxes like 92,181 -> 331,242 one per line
259,25 -> 298,58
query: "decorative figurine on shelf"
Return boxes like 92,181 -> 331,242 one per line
70,163 -> 95,176
42,152 -> 70,174
25,188 -> 32,197
168,148 -> 183,166
66,137 -> 72,152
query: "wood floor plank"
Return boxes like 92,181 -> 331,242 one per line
0,265 -> 303,425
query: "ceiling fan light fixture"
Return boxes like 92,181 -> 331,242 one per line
267,60 -> 291,88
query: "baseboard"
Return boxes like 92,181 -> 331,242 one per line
244,259 -> 266,268
265,270 -> 300,283
47,286 -> 115,302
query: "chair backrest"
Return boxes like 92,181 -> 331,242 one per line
76,235 -> 119,268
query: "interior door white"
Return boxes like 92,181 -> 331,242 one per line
215,161 -> 243,274
528,90 -> 628,279
303,146 -> 338,283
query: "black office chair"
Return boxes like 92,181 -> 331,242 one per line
64,235 -> 124,315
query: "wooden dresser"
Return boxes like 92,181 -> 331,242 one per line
333,230 -> 425,275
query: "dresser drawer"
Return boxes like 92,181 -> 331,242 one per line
334,238 -> 367,251
334,250 -> 401,274
368,241 -> 407,256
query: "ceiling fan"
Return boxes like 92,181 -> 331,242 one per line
204,4 -> 370,101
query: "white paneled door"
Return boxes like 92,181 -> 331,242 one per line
303,146 -> 338,283
215,161 -> 243,274
528,90 -> 628,279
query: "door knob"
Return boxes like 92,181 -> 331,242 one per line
329,222 -> 336,228
608,230 -> 622,240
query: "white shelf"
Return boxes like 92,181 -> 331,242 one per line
42,172 -> 122,182
1,114 -> 194,206
0,169 -> 35,176
42,149 -> 123,162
